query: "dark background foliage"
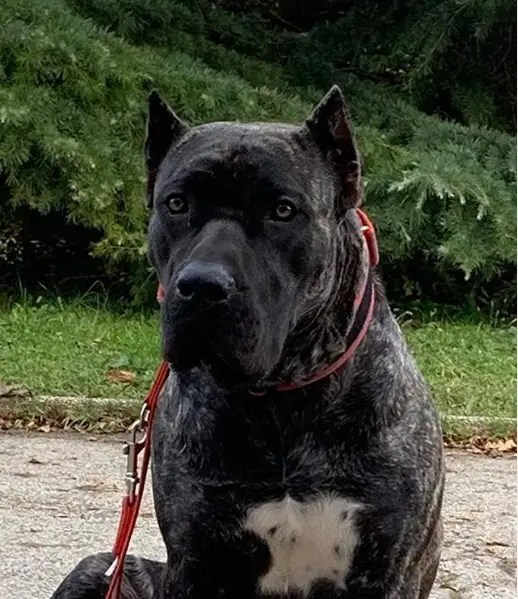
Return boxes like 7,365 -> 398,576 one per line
0,0 -> 515,313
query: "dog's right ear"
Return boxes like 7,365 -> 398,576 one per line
305,85 -> 362,211
145,91 -> 189,208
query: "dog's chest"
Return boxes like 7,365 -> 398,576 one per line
243,494 -> 362,596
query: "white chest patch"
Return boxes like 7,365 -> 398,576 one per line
243,494 -> 363,596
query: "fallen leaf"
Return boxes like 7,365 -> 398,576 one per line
106,369 -> 136,385
481,437 -> 517,456
446,433 -> 517,456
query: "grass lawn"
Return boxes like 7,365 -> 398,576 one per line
0,299 -> 515,419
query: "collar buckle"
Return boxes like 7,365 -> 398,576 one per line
357,208 -> 379,267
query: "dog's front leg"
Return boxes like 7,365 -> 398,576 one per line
340,556 -> 439,599
50,552 -> 164,599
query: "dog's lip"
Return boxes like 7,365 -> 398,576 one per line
161,290 -> 247,322
162,336 -> 266,385
205,349 -> 267,386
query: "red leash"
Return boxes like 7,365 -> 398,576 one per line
104,361 -> 170,599
104,208 -> 378,598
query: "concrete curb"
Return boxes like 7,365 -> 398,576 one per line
1,393 -> 515,428
40,394 -> 137,405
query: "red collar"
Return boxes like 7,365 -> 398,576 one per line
156,208 -> 378,395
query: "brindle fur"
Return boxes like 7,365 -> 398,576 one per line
50,85 -> 444,599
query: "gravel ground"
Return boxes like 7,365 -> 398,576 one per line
0,432 -> 515,599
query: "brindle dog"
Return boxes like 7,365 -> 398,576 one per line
51,85 -> 444,599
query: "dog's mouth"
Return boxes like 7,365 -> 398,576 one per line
165,340 -> 269,390
204,350 -> 266,388
162,310 -> 272,387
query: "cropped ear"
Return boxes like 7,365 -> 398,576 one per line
305,85 -> 362,211
145,91 -> 189,208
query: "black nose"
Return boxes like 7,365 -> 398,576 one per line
175,262 -> 236,303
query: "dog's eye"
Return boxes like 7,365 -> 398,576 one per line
167,196 -> 187,215
271,201 -> 296,221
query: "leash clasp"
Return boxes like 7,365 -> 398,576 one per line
123,403 -> 149,502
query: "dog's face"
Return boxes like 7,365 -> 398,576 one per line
146,86 -> 363,385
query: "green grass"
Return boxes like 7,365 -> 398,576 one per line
0,299 -> 515,419
402,320 -> 515,418
0,299 -> 161,400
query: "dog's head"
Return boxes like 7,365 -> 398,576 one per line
146,86 -> 367,388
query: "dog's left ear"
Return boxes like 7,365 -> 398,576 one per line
145,91 -> 190,208
305,85 -> 362,211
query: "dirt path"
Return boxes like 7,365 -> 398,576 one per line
0,432 -> 515,598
